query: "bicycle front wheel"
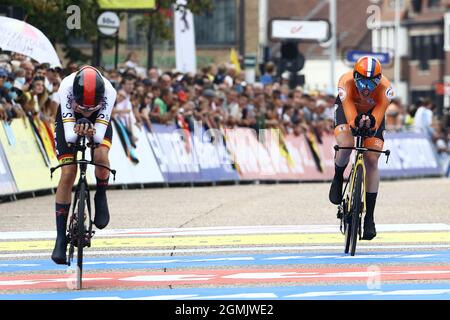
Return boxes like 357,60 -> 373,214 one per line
343,199 -> 351,254
349,165 -> 363,256
76,181 -> 87,290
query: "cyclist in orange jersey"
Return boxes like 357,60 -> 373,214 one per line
329,56 -> 394,240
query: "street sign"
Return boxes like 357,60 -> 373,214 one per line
269,19 -> 330,42
97,11 -> 120,36
346,50 -> 391,65
244,55 -> 257,68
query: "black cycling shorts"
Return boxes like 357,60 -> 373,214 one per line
54,106 -> 113,163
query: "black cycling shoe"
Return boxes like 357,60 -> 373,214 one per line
362,221 -> 377,240
51,236 -> 68,265
329,176 -> 344,205
94,192 -> 110,229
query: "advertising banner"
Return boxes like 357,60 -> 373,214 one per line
0,136 -> 17,195
92,122 -> 164,185
224,128 -> 277,180
284,132 -> 335,180
148,124 -> 201,182
191,126 -> 239,182
225,128 -> 336,181
97,0 -> 157,10
379,132 -> 442,177
0,119 -> 58,192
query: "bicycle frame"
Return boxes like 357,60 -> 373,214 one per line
50,135 -> 116,260
345,136 -> 367,220
334,131 -> 390,237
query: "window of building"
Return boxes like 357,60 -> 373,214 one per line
420,35 -> 431,70
127,14 -> 147,47
410,36 -> 421,60
432,34 -> 444,60
194,0 -> 237,46
411,0 -> 423,13
410,34 -> 444,70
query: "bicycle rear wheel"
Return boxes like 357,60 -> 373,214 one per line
76,182 -> 87,290
349,165 -> 363,256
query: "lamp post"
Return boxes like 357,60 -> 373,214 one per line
329,0 -> 336,94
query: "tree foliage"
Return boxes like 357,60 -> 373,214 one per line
1,0 -> 212,64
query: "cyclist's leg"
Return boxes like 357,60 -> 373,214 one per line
93,123 -> 112,229
329,97 -> 354,205
52,109 -> 77,264
361,122 -> 385,240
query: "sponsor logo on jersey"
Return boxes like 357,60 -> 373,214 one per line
338,87 -> 346,101
386,87 -> 395,100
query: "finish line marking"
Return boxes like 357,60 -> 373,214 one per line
1,266 -> 450,290
1,232 -> 450,252
1,251 -> 450,272
0,224 -> 449,240
3,244 -> 450,259
3,283 -> 450,300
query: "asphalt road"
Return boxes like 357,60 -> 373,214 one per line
0,178 -> 450,300
1,178 -> 449,231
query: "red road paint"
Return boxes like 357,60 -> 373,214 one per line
1,266 -> 450,291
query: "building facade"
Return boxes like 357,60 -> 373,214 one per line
59,0 -> 414,96
373,0 -> 450,113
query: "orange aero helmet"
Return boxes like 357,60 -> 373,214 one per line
353,56 -> 382,95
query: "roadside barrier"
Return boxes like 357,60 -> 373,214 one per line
0,119 -> 443,196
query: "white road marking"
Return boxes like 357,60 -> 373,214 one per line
5,268 -> 450,286
185,293 -> 277,299
119,274 -> 215,282
0,277 -> 111,286
286,290 -> 382,298
1,224 -> 449,239
2,244 -> 450,259
71,288 -> 450,300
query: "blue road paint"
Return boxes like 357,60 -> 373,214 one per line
1,251 -> 450,273
2,283 -> 450,300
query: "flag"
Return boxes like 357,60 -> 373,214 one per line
230,48 -> 241,74
174,0 -> 197,73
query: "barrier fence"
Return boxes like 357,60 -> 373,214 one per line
0,118 -> 444,196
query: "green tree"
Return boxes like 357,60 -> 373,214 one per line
2,0 -> 212,65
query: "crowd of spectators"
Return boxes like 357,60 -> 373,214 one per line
0,50 -> 449,156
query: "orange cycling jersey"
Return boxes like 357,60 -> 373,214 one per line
337,71 -> 394,130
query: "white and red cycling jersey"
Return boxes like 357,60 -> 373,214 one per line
57,72 -> 117,145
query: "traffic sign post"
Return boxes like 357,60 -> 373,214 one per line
268,18 -> 330,89
97,11 -> 120,36
244,55 -> 257,84
269,19 -> 331,42
97,11 -> 121,69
